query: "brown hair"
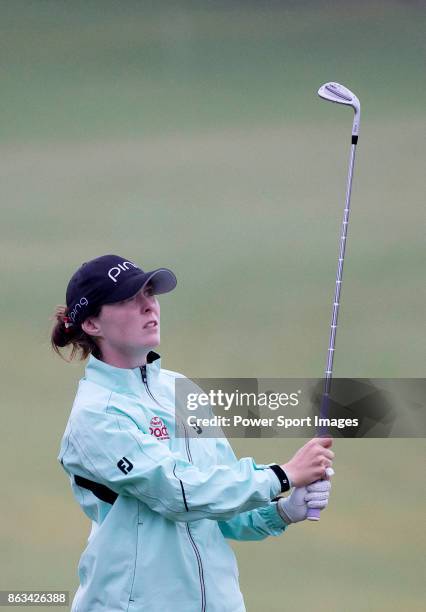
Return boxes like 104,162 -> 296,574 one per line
50,304 -> 102,362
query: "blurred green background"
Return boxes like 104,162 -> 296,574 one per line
1,1 -> 424,610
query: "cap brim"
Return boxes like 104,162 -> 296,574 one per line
102,268 -> 177,305
142,268 -> 177,295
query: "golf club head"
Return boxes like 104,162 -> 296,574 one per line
318,82 -> 361,138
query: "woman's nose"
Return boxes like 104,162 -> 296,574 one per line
138,293 -> 154,312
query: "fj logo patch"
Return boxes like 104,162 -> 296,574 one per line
117,457 -> 133,474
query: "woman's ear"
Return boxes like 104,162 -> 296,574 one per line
81,317 -> 102,338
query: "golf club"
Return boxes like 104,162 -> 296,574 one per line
307,82 -> 361,521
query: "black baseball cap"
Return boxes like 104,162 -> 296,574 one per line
66,254 -> 177,325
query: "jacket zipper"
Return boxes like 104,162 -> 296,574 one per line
140,365 -> 206,612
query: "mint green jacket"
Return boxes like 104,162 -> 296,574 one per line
58,352 -> 287,612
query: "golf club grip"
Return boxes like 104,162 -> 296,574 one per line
307,506 -> 321,521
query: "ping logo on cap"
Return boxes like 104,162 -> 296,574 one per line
108,261 -> 138,283
69,297 -> 89,323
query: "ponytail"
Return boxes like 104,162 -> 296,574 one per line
50,304 -> 101,362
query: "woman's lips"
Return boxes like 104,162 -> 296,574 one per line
143,320 -> 158,329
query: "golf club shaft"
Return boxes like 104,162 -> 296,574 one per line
326,143 -> 357,378
307,141 -> 358,520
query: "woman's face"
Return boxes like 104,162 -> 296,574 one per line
86,284 -> 161,365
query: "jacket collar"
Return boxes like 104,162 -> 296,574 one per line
84,350 -> 161,397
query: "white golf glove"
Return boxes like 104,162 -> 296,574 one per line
277,468 -> 334,525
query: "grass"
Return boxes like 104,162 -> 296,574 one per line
1,1 -> 425,610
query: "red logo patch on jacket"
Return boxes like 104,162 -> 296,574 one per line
149,416 -> 170,440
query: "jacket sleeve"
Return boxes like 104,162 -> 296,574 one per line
59,403 -> 282,523
214,436 -> 288,540
217,503 -> 287,540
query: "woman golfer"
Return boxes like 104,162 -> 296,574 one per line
53,254 -> 334,612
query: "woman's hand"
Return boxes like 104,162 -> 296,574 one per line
277,468 -> 334,525
281,437 -> 334,487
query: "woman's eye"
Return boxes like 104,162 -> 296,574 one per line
119,287 -> 153,304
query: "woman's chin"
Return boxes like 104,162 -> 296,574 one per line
141,331 -> 160,347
